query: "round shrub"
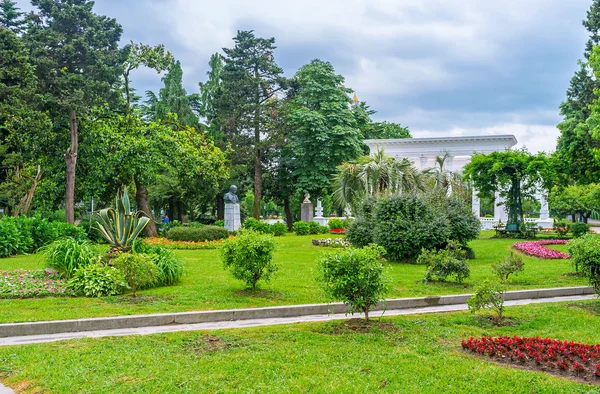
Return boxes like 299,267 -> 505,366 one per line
346,199 -> 376,248
418,243 -> 470,283
43,238 -> 98,278
308,221 -> 322,235
112,253 -> 160,296
214,219 -> 224,227
568,234 -> 600,293
243,218 -> 267,232
435,196 -> 481,246
569,222 -> 590,238
166,225 -> 229,242
271,222 -> 288,236
132,240 -> 183,286
293,221 -> 310,236
328,218 -> 344,230
68,264 -> 128,297
221,231 -> 277,290
317,245 -> 389,321
374,196 -> 451,262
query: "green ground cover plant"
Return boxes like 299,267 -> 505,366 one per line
0,233 -> 588,323
0,302 -> 599,393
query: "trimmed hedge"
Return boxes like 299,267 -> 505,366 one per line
166,225 -> 229,242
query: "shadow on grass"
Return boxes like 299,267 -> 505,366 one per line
232,288 -> 288,300
102,295 -> 176,304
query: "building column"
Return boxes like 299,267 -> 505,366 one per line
471,188 -> 480,218
444,155 -> 454,172
539,192 -> 549,220
419,155 -> 428,171
494,191 -> 508,222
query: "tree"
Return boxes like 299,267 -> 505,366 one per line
463,149 -> 550,227
144,60 -> 199,128
548,183 -> 600,223
423,152 -> 467,198
197,53 -> 224,128
286,59 -> 363,199
0,0 -> 24,32
217,30 -> 287,218
555,0 -> 600,184
122,41 -> 173,111
363,121 -> 411,139
333,148 -> 424,211
25,0 -> 123,223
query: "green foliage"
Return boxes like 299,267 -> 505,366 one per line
221,231 -> 277,290
467,281 -> 506,320
427,193 -> 481,246
345,199 -> 376,248
293,221 -> 310,236
327,218 -> 344,230
243,218 -> 269,233
554,220 -> 570,238
419,243 -> 470,284
67,264 -> 128,297
112,253 -> 159,296
464,148 -> 551,226
166,226 -> 229,242
158,220 -> 182,237
549,184 -> 600,222
362,121 -> 411,140
271,222 -> 288,236
43,238 -> 98,279
94,189 -> 150,252
569,222 -> 591,238
214,220 -> 224,227
317,245 -> 389,321
334,149 -> 424,211
492,252 -> 524,282
374,196 -> 451,262
132,240 -> 183,286
0,217 -> 32,257
285,59 -> 364,197
568,235 -> 600,288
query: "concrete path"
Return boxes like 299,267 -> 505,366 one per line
0,294 -> 594,347
0,383 -> 14,394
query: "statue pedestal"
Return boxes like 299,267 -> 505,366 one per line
224,203 -> 241,231
301,202 -> 313,223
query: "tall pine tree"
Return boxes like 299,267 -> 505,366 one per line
556,0 -> 600,184
0,0 -> 24,32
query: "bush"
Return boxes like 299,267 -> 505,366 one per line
159,220 -> 182,236
419,243 -> 470,283
432,196 -> 481,246
328,218 -> 345,230
346,200 -> 375,248
568,234 -> 600,293
554,220 -> 569,238
214,219 -> 224,227
374,196 -> 451,262
68,265 -> 128,297
569,222 -> 590,238
243,218 -> 267,232
43,238 -> 98,278
317,245 -> 389,321
0,217 -> 30,257
166,225 -> 229,242
271,222 -> 288,236
492,252 -> 524,282
112,253 -> 160,296
467,281 -> 506,321
221,231 -> 277,290
308,221 -> 321,235
132,240 -> 183,286
187,222 -> 205,228
293,221 -> 310,236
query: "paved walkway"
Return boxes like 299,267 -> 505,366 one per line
0,383 -> 14,394
0,294 -> 594,347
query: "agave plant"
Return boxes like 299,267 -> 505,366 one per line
94,188 -> 150,252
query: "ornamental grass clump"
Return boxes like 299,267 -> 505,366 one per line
221,231 -> 277,290
43,238 -> 98,278
317,244 -> 389,321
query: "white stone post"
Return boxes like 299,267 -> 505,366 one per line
471,188 -> 480,218
494,191 -> 508,222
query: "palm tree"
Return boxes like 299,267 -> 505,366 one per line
333,148 -> 424,210
424,152 -> 468,198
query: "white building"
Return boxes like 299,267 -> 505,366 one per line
363,135 -> 552,229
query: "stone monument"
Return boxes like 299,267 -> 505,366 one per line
314,198 -> 328,226
223,185 -> 241,231
301,193 -> 313,223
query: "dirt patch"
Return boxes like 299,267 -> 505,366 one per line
466,353 -> 600,386
186,335 -> 243,353
476,315 -> 520,327
328,318 -> 401,335
562,272 -> 583,277
103,295 -> 175,305
568,302 -> 600,315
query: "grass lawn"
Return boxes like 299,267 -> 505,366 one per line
0,232 -> 586,323
1,301 -> 600,393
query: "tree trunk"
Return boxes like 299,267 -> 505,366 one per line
65,110 -> 78,224
216,194 -> 224,220
15,165 -> 42,216
284,196 -> 293,231
364,309 -> 369,321
253,65 -> 261,219
177,200 -> 184,223
134,177 -> 158,237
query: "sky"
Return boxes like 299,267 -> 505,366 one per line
16,0 -> 594,153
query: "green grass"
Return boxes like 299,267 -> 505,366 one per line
1,301 -> 600,393
0,233 -> 586,323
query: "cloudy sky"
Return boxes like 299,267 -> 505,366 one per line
17,0 -> 593,152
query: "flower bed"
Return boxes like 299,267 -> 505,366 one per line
0,270 -> 73,299
512,240 -> 570,259
312,238 -> 350,248
462,336 -> 600,383
145,237 -> 229,250
329,228 -> 345,234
